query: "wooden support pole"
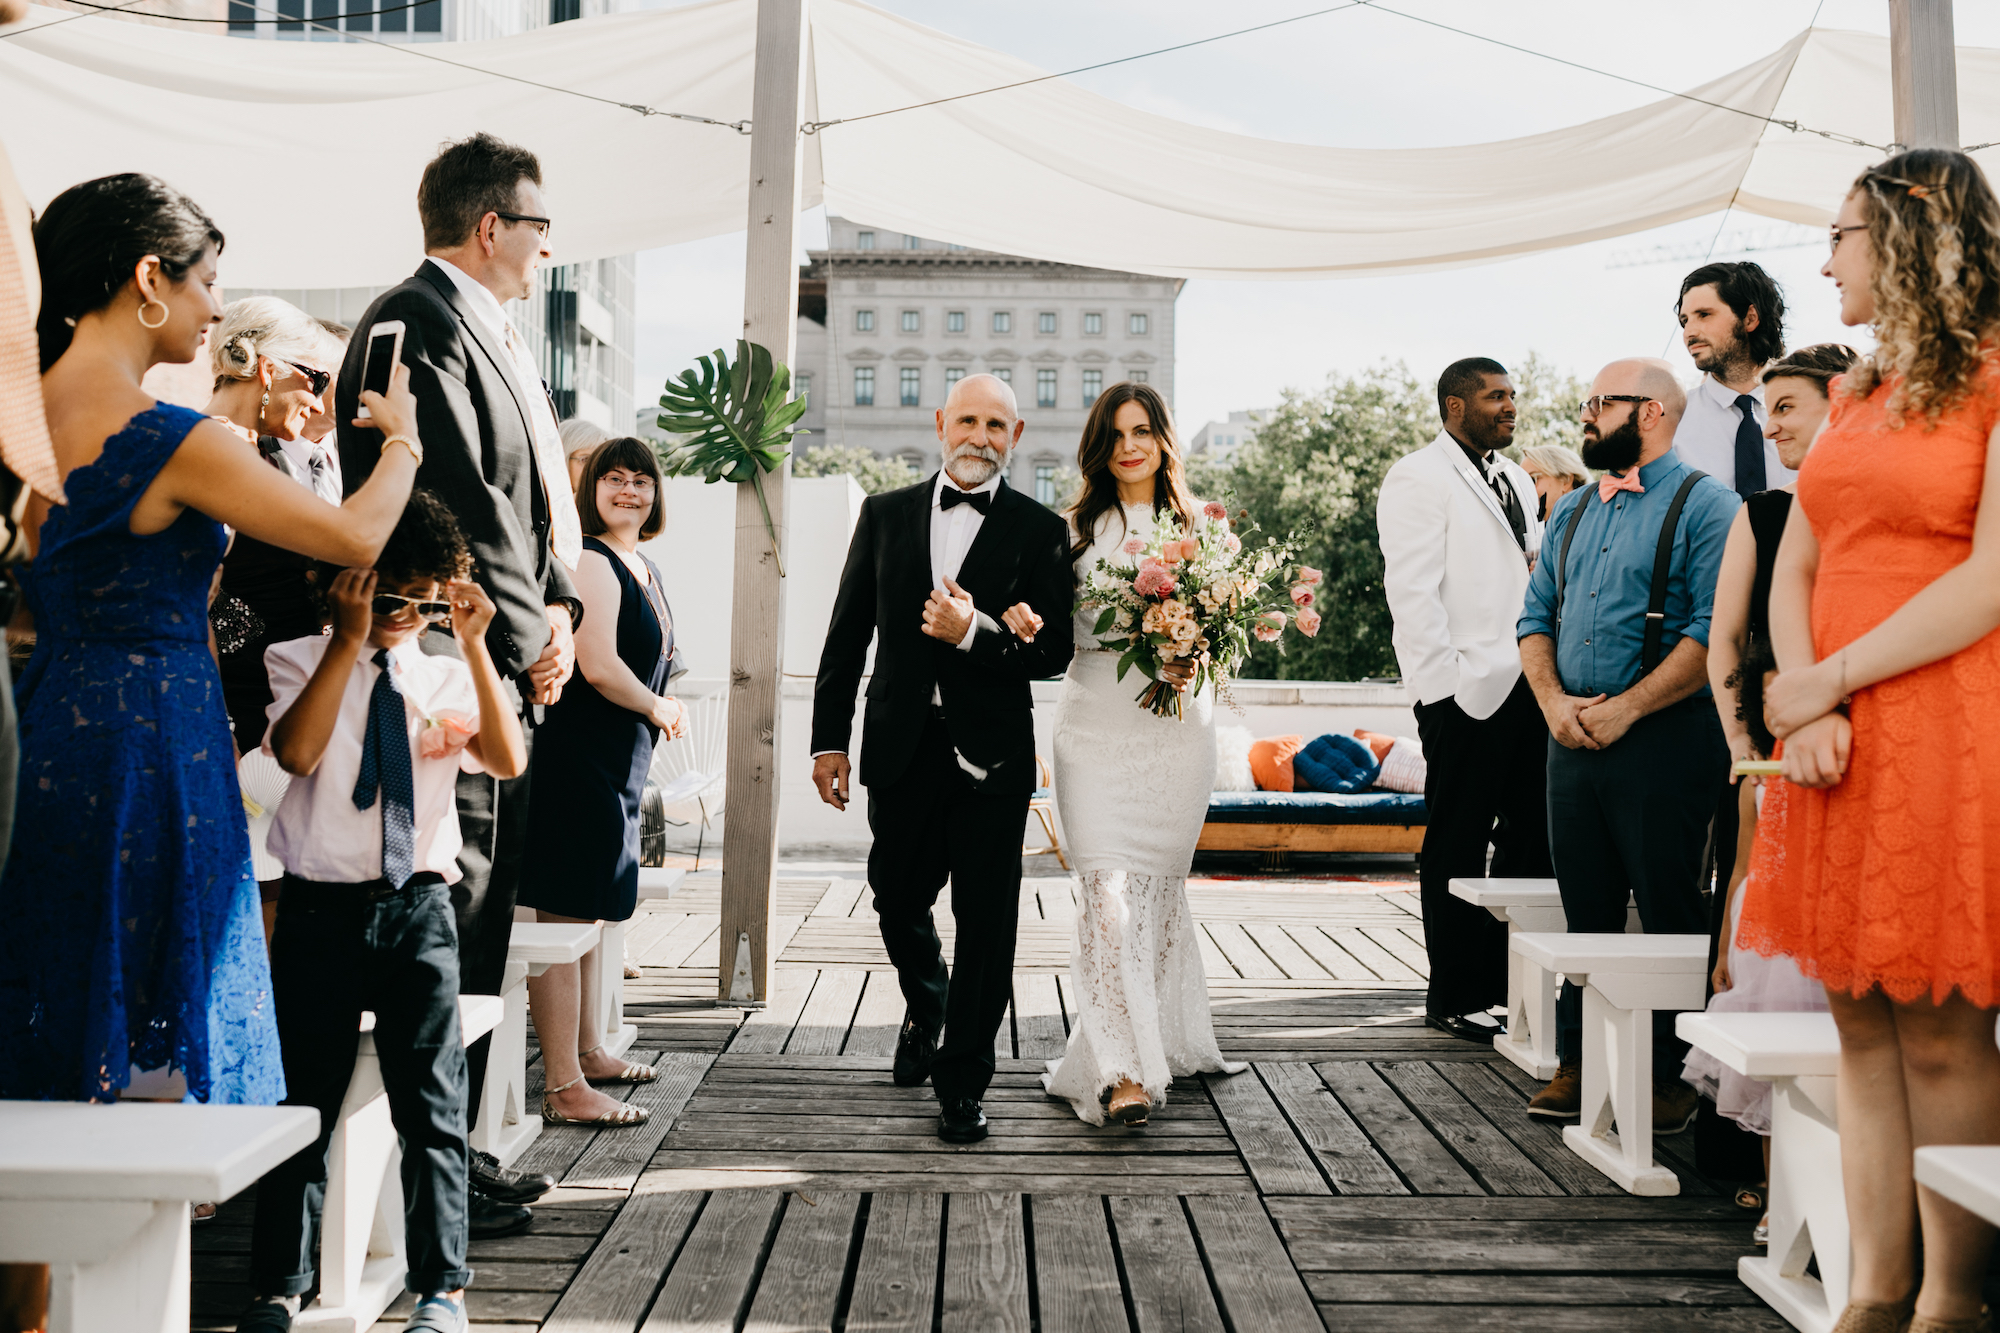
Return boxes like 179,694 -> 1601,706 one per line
718,0 -> 807,1004
1889,0 -> 1958,150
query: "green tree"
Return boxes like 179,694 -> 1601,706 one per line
792,444 -> 922,494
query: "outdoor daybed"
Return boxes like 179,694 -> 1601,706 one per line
1197,790 -> 1427,858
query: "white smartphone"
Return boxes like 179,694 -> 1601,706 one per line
355,319 -> 405,421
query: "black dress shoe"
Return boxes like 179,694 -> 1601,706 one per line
471,1148 -> 554,1204
938,1096 -> 988,1144
467,1192 -> 534,1238
893,1015 -> 938,1088
1424,1012 -> 1505,1044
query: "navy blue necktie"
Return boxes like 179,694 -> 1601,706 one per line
352,648 -> 417,889
1733,394 -> 1767,500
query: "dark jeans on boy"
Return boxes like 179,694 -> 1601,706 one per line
1546,696 -> 1730,1080
249,873 -> 473,1297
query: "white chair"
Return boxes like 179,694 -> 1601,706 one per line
472,924 -> 599,1168
1511,931 -> 1709,1195
0,1102 -> 318,1333
1916,1145 -> 2000,1226
1678,1011 -> 1843,1333
649,692 -> 728,869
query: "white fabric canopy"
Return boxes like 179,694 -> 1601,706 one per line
1,0 -> 1996,287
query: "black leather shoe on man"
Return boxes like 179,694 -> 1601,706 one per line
470,1148 -> 554,1204
937,1096 -> 988,1144
893,1015 -> 937,1088
467,1191 -> 534,1238
1424,1012 -> 1506,1044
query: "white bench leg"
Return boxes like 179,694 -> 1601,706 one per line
1497,947 -> 1562,1080
40,1200 -> 186,1333
596,920 -> 637,1060
297,1039 -> 407,1333
471,960 -> 539,1167
1739,1074 -> 1846,1333
1563,984 -> 1679,1195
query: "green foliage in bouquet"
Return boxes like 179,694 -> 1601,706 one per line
656,339 -> 807,576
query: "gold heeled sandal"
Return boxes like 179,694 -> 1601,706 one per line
580,1043 -> 658,1085
541,1073 -> 650,1126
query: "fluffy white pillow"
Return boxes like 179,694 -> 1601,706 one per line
1374,736 -> 1427,794
1213,725 -> 1257,792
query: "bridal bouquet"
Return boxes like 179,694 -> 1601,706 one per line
1079,500 -> 1319,719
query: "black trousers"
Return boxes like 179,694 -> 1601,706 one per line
450,746 -> 532,1128
1547,696 -> 1730,1079
1412,676 -> 1554,1017
866,711 -> 1029,1102
249,875 -> 471,1297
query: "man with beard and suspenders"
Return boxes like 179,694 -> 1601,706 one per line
1514,358 -> 1739,1129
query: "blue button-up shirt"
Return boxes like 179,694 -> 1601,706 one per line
1516,449 -> 1739,699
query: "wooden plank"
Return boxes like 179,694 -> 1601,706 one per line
647,1151 -> 1249,1178
1256,1061 -> 1405,1196
640,1189 -> 785,1331
538,1190 -> 702,1333
661,1131 -> 1234,1155
641,912 -> 721,969
1243,923 -> 1333,980
1195,823 -> 1425,853
845,1192 -> 941,1333
1433,1062 -> 1626,1197
1304,1307 -> 1787,1331
1106,1195 -> 1225,1333
1270,928 -> 1377,982
671,1115 -> 1226,1142
561,1051 -> 714,1190
1324,928 -> 1419,982
1203,1068 -> 1329,1196
1483,1057 -> 1721,1199
788,969 -> 867,1057
1013,973 -> 1067,1063
1269,1217 -> 1754,1273
728,966 -> 817,1054
1028,1194 -> 1126,1333
845,969 -> 909,1058
1375,888 -> 1426,921
740,1191 -> 861,1332
1193,925 -> 1236,979
1376,1062 -> 1560,1197
1365,926 -> 1432,977
1204,921 -> 1286,980
640,1170 -> 1257,1197
1267,1195 -> 1752,1221
1182,1195 -> 1322,1331
941,1193 -> 1029,1333
810,878 -> 868,918
1304,1272 -> 1764,1305
511,1048 -> 660,1183
1314,1062 -> 1480,1195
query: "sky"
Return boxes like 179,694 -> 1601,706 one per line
630,0 -> 2000,435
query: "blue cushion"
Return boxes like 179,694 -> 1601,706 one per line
1204,791 -> 1426,826
1292,732 -> 1382,794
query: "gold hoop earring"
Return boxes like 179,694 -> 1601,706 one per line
137,298 -> 169,330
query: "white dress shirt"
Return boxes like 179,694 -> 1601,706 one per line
262,635 -> 484,885
278,435 -> 343,504
427,257 -> 582,569
1673,373 -> 1797,494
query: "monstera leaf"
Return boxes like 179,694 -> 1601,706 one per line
656,340 -> 808,576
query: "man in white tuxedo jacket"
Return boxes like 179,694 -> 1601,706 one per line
1376,357 -> 1555,1042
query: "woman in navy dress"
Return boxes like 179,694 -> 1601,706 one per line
519,436 -> 686,1126
0,174 -> 421,1103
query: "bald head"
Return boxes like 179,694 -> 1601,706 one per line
1599,357 -> 1686,424
944,372 -> 1018,421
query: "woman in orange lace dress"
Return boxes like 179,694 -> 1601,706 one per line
1744,148 -> 2000,1333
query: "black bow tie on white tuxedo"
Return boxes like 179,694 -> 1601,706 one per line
940,486 -> 991,515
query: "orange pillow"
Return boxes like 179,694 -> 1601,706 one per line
1353,729 -> 1397,762
1248,735 -> 1306,792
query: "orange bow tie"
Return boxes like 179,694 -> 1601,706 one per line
1597,470 -> 1645,503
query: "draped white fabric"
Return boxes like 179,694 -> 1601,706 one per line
2,1 -> 1997,288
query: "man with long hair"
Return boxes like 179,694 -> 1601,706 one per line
1675,261 -> 1792,500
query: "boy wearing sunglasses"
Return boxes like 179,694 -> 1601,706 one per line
238,491 -> 527,1333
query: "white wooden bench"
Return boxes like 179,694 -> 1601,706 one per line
1678,1011 -> 1843,1333
1511,931 -> 1709,1195
0,1101 -> 318,1333
1915,1145 -> 2000,1226
605,867 -> 686,1054
472,922 -> 599,1168
1450,878 -> 1642,1079
295,993 -> 503,1333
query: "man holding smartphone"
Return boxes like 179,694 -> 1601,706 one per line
335,131 -> 580,1238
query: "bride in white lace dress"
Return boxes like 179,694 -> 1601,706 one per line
1004,384 -> 1245,1126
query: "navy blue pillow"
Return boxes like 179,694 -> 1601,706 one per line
1292,732 -> 1383,794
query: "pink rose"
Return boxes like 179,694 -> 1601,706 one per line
1204,501 -> 1229,522
1296,609 -> 1321,637
1254,623 -> 1282,642
1159,543 -> 1183,566
1223,533 -> 1242,554
1289,584 -> 1314,608
418,712 -> 477,760
1297,565 -> 1323,586
1121,537 -> 1145,556
1133,560 -> 1176,597
1260,611 -> 1288,631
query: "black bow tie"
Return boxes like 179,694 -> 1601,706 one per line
940,486 -> 991,515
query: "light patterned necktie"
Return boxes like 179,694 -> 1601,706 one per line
0,196 -> 62,504
502,320 -> 583,570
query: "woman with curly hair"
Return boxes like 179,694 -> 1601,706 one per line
1743,148 -> 2000,1333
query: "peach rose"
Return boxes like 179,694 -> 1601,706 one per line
1296,609 -> 1321,637
1289,585 -> 1314,608
1223,532 -> 1242,554
1254,623 -> 1283,643
418,712 -> 477,760
1297,565 -> 1323,586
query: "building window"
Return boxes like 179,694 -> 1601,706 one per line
992,368 -> 1012,384
853,367 -> 875,406
1037,311 -> 1057,334
1083,311 -> 1103,335
1035,465 -> 1057,505
946,310 -> 966,333
948,242 -> 967,252
412,0 -> 439,33
796,371 -> 812,403
1082,369 -> 1103,404
855,309 -> 875,332
900,367 -> 921,407
1129,312 -> 1149,335
1132,369 -> 1148,383
945,367 -> 966,388
1036,369 -> 1058,409
992,311 -> 1012,334
856,231 -> 875,250
900,310 -> 920,333
905,234 -> 921,250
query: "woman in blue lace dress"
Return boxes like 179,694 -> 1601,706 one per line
0,174 -> 422,1103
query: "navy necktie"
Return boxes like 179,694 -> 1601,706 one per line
1733,394 -> 1767,500
352,648 -> 417,889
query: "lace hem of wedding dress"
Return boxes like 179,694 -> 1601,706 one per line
1042,869 -> 1246,1126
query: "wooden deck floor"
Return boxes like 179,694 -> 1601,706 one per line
191,872 -> 1784,1332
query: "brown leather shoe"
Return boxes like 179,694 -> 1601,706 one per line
1526,1064 -> 1581,1120
1653,1082 -> 1698,1135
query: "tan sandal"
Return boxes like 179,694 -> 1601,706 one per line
579,1044 -> 658,1085
541,1074 -> 650,1127
1908,1310 -> 1992,1333
1832,1294 -> 1917,1333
